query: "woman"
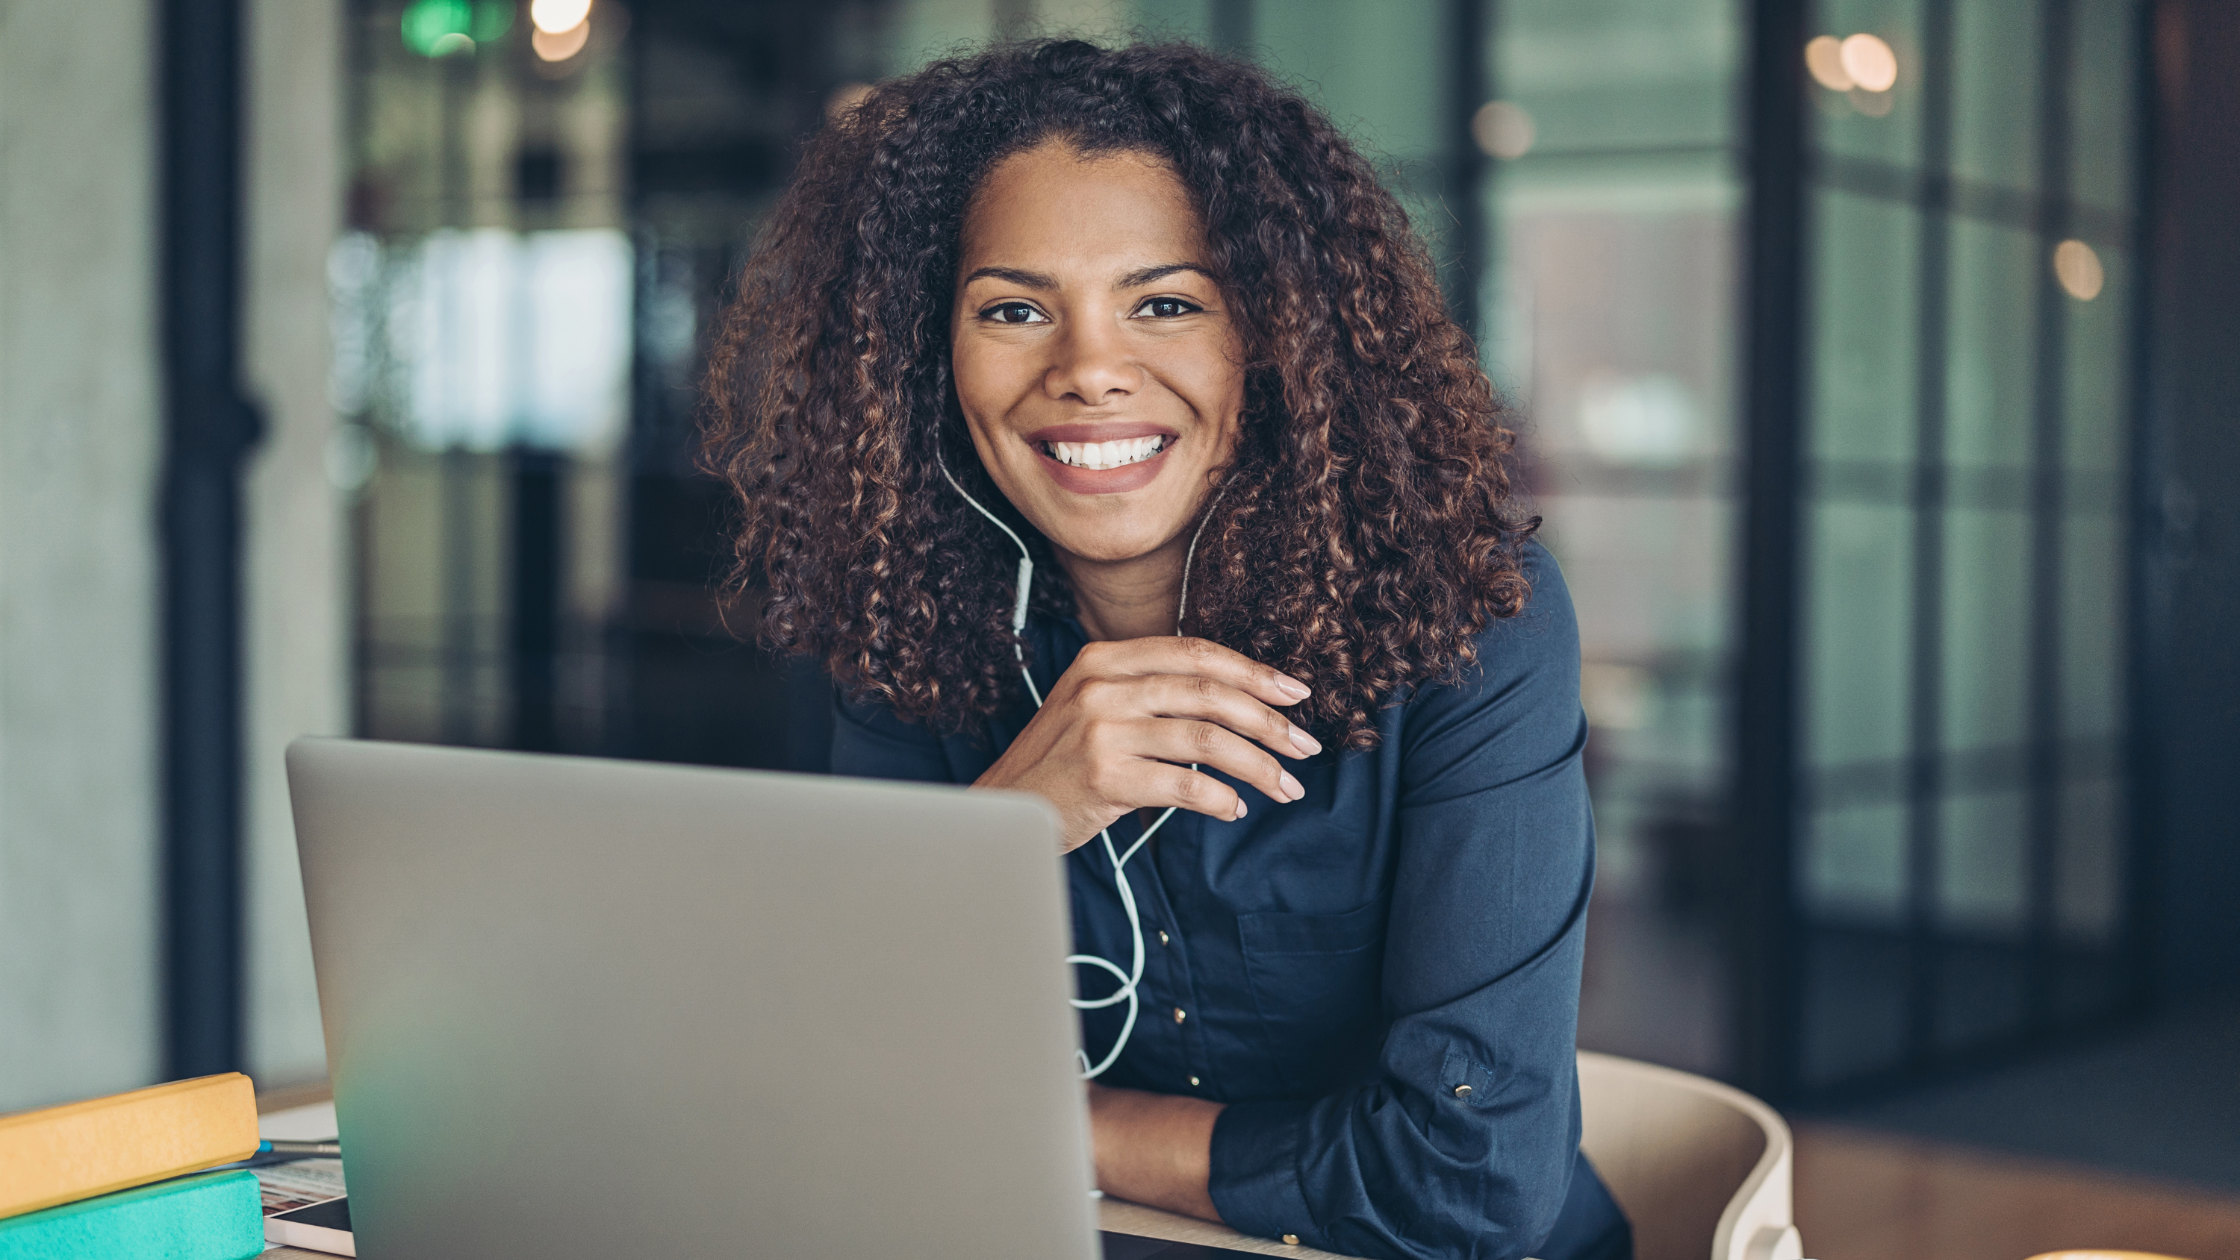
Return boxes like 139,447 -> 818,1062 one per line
703,39 -> 1630,1260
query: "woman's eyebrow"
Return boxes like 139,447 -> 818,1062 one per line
961,265 -> 1057,290
1114,262 -> 1214,289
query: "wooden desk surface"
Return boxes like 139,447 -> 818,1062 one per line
257,1093 -> 1363,1259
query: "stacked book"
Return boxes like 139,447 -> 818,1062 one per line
0,1073 -> 265,1260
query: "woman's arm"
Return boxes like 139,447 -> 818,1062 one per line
1085,1083 -> 1225,1221
1208,551 -> 1596,1260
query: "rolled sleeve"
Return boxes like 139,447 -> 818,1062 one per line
1209,551 -> 1596,1260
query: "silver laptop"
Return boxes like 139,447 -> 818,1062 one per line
286,737 -> 1100,1259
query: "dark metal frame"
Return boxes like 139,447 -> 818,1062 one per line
2124,0 -> 2240,1006
160,0 -> 261,1080
1443,0 -> 1488,339
2119,0 -> 2169,1019
1900,0 -> 1956,1072
1733,0 -> 1810,1103
2023,0 -> 2079,1036
1207,0 -> 1252,55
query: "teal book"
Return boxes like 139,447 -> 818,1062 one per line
0,1170 -> 263,1260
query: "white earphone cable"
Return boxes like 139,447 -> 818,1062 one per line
937,450 -> 1218,1079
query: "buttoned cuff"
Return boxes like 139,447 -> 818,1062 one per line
1208,1099 -> 1319,1247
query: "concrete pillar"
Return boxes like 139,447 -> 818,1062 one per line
0,0 -> 165,1110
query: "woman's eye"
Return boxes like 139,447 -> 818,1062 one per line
982,303 -> 1047,325
1134,297 -> 1199,319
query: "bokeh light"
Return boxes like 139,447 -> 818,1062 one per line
401,0 -> 508,57
2054,239 -> 2105,300
1471,100 -> 1536,160
531,0 -> 594,35
532,19 -> 591,61
1839,33 -> 1899,93
1805,36 -> 1853,91
400,0 -> 471,56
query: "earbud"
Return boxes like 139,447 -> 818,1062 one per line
936,449 -> 1222,1079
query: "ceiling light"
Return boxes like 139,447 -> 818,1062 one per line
532,19 -> 590,60
530,0 -> 592,35
2053,240 -> 2105,301
1471,101 -> 1536,161
1839,33 -> 1898,93
1805,36 -> 1853,91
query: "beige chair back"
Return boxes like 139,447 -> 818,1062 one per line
1576,1051 -> 1804,1260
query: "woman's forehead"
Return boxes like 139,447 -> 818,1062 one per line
957,142 -> 1205,278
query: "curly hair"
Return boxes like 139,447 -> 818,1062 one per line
702,38 -> 1536,750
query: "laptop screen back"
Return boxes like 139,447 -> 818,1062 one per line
286,738 -> 1097,1260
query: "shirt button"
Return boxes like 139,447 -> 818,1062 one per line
1452,1084 -> 1473,1098
1158,930 -> 1170,945
1188,1075 -> 1201,1087
1281,1235 -> 1300,1246
1172,1007 -> 1187,1024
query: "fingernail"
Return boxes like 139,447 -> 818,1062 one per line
1276,675 -> 1312,701
1289,726 -> 1322,756
1234,799 -> 1249,820
1279,771 -> 1305,801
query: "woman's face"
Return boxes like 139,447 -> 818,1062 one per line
950,141 -> 1244,568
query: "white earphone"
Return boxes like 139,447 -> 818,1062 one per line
936,449 -> 1220,1080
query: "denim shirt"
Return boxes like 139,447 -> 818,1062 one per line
830,543 -> 1628,1260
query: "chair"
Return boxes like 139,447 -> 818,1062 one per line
1576,1051 -> 1805,1260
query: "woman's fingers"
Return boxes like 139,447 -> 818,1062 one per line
1074,636 -> 1312,709
1129,673 -> 1321,759
990,635 -> 1322,844
1118,718 -> 1305,808
1104,757 -> 1249,823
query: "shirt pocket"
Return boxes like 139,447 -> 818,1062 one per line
1236,901 -> 1387,1096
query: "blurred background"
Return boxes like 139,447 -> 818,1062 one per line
3,1 -> 2235,1256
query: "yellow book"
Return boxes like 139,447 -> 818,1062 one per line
0,1073 -> 260,1221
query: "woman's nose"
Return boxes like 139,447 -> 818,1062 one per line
1043,317 -> 1141,404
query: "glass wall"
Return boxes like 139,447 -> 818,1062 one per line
1487,0 -> 1744,1078
1794,0 -> 2140,1088
338,0 -> 634,755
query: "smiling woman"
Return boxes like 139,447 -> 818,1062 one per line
700,39 -> 1627,1260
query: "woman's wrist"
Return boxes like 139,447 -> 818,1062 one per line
1086,1082 -> 1226,1223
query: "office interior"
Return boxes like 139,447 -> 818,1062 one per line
1,1 -> 2234,1258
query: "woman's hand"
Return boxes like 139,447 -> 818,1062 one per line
974,637 -> 1322,851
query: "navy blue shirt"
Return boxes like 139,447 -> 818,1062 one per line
832,544 -> 1628,1260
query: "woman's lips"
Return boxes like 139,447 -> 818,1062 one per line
1034,433 -> 1175,495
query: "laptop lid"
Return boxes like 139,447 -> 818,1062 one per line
286,738 -> 1098,1260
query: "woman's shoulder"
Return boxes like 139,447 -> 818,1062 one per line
1460,537 -> 1579,686
1393,538 -> 1582,770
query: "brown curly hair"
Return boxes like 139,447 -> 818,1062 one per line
702,38 -> 1535,750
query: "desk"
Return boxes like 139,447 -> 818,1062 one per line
256,1098 -> 1361,1260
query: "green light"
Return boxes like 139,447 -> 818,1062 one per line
401,0 -> 473,57
470,0 -> 514,43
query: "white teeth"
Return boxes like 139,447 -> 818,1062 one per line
1045,435 -> 1166,469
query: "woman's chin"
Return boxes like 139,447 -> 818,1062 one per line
1043,522 -> 1190,568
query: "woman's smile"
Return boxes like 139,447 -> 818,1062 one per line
1029,422 -> 1180,494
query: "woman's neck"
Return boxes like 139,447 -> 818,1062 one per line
1056,536 -> 1188,643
